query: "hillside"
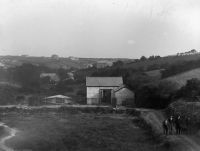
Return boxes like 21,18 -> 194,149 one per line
0,56 -> 133,69
125,54 -> 200,70
163,68 -> 200,89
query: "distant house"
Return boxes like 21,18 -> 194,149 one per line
40,73 -> 60,83
44,95 -> 72,104
87,64 -> 93,68
86,77 -> 134,106
69,56 -> 79,61
96,60 -> 113,68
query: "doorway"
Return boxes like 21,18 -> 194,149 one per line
101,89 -> 112,104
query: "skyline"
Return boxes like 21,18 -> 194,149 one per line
0,0 -> 200,58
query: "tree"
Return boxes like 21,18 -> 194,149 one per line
135,81 -> 177,109
190,49 -> 197,53
57,68 -> 68,81
140,56 -> 147,61
112,61 -> 124,67
13,63 -> 41,90
175,78 -> 200,100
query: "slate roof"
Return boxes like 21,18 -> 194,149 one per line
86,77 -> 123,87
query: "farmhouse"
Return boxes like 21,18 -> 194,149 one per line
44,95 -> 72,104
86,77 -> 134,106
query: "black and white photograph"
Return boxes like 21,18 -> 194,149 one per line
0,0 -> 200,150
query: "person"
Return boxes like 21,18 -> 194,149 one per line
175,115 -> 181,135
162,119 -> 169,135
185,117 -> 191,134
168,115 -> 174,134
112,104 -> 119,114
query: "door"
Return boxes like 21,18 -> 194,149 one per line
101,89 -> 111,104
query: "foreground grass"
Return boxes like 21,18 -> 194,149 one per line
1,112 -> 167,151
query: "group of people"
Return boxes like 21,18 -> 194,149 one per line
162,115 -> 191,135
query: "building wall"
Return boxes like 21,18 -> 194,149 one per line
115,88 -> 135,106
87,86 -> 117,105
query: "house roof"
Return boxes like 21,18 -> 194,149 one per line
45,95 -> 71,99
86,77 -> 123,87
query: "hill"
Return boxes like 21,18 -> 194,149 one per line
0,56 -> 133,69
125,54 -> 200,71
163,68 -> 200,89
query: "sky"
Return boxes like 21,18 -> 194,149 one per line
0,0 -> 200,58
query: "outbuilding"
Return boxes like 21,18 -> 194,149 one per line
86,77 -> 134,106
44,95 -> 72,104
114,85 -> 135,106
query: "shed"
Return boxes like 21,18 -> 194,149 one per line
44,95 -> 72,104
114,85 -> 135,106
86,77 -> 123,105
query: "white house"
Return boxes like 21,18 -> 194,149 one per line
86,77 -> 134,106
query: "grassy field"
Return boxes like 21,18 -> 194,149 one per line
126,54 -> 200,70
0,112 -> 169,151
163,68 -> 200,89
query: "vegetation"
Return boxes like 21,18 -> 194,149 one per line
0,86 -> 19,105
2,52 -> 200,108
161,59 -> 200,78
135,81 -> 177,109
175,78 -> 200,101
166,101 -> 200,132
3,112 -> 167,151
163,68 -> 200,89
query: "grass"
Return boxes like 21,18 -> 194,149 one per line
0,112 -> 169,151
163,68 -> 200,89
126,54 -> 200,70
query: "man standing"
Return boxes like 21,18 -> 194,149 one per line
168,116 -> 174,134
175,115 -> 181,135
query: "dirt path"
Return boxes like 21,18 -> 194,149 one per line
0,123 -> 17,151
136,108 -> 200,151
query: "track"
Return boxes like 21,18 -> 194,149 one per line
0,123 -> 17,151
137,108 -> 200,151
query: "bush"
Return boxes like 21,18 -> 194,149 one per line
135,81 -> 177,109
175,78 -> 200,101
0,86 -> 19,105
76,89 -> 86,96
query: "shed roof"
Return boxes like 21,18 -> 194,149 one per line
114,84 -> 126,92
86,77 -> 123,87
46,95 -> 71,99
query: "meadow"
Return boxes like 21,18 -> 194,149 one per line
0,111 -> 169,151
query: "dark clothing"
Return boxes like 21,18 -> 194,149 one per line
185,118 -> 191,134
175,118 -> 181,134
168,117 -> 174,134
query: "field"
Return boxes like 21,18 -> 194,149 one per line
163,68 -> 200,89
0,111 -> 169,151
